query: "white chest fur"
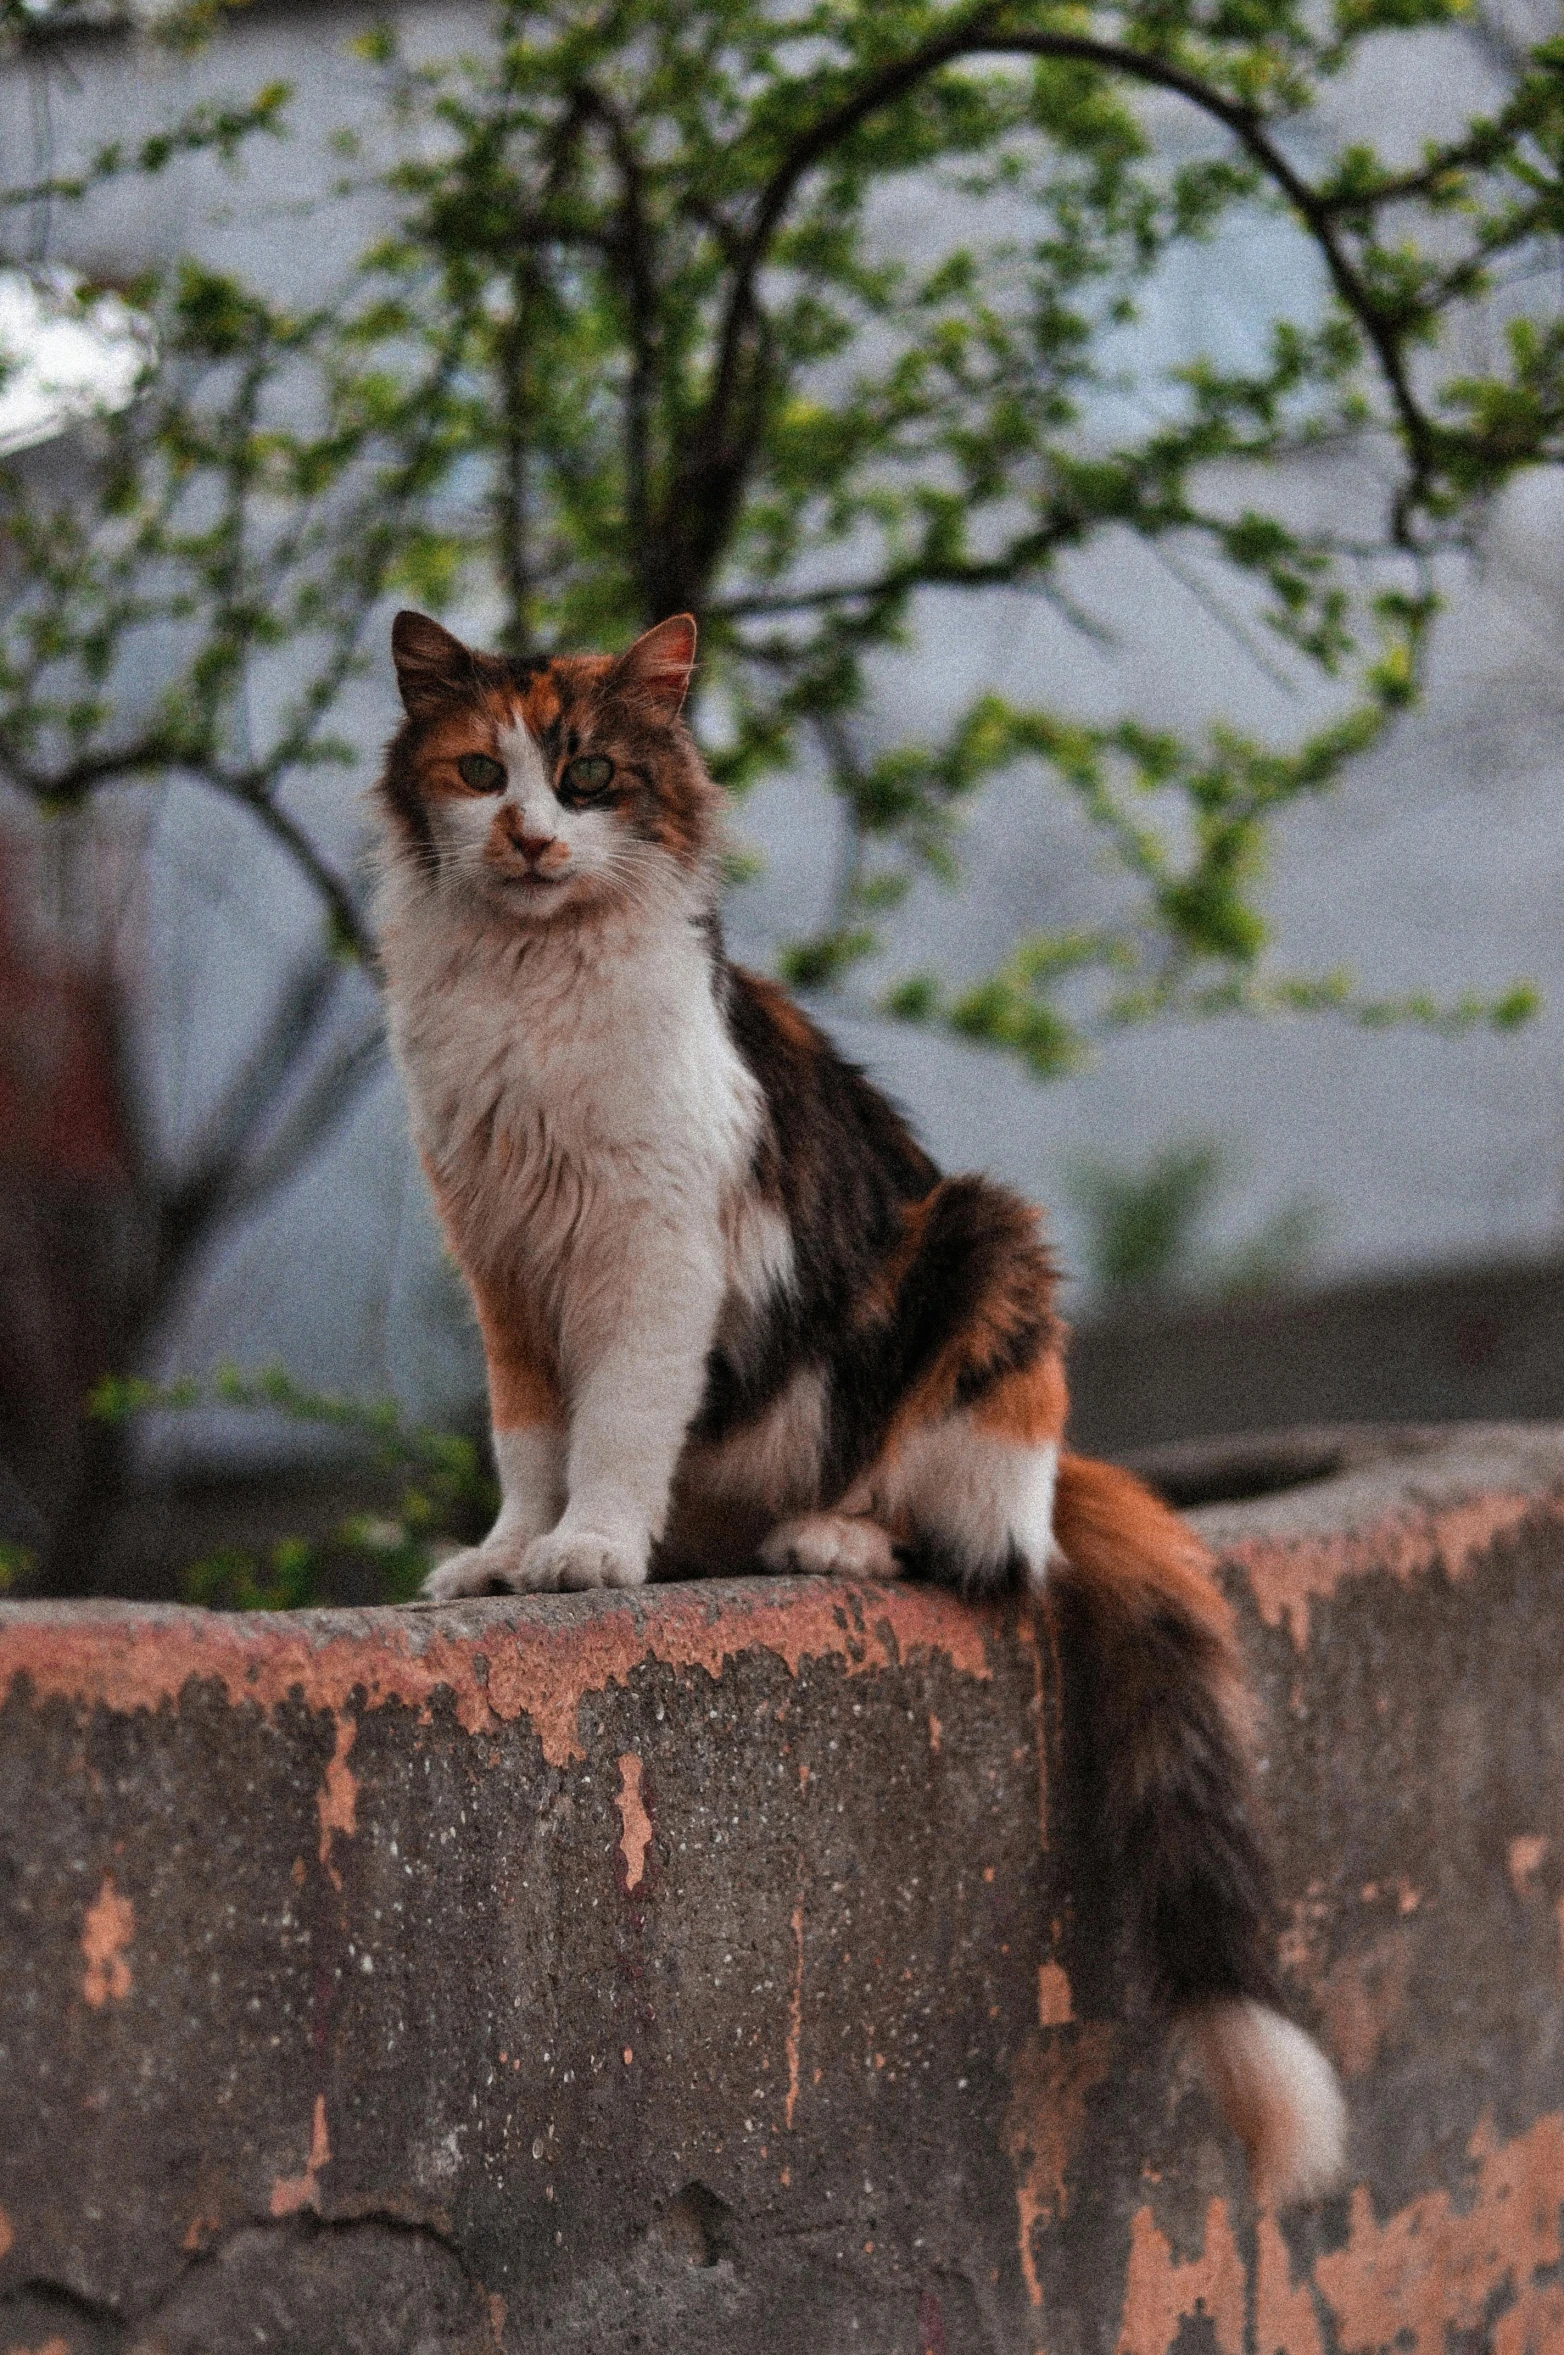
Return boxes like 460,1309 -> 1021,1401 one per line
378,879 -> 774,1299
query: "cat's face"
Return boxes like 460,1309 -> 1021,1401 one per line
379,611 -> 715,924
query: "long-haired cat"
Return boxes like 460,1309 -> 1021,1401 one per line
373,607 -> 1346,2207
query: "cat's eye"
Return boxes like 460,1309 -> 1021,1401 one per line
560,754 -> 615,800
456,752 -> 506,793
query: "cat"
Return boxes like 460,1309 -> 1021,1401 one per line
372,606 -> 1346,2208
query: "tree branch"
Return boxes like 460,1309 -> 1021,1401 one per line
694,7 -> 1452,585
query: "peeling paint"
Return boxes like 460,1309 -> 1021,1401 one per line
0,1579 -> 996,1768
0,2203 -> 11,2260
317,1712 -> 358,1876
784,1899 -> 805,2130
269,2093 -> 332,2218
1003,2024 -> 1114,2307
1509,1834 -> 1548,1895
1256,2213 -> 1324,2355
1105,2116 -> 1564,2355
1036,1962 -> 1072,2027
80,1876 -> 133,2008
1315,2111 -> 1564,2355
1116,2196 -> 1244,2355
1229,1490 -> 1547,1649
1494,2279 -> 1564,2355
615,1753 -> 652,1891
1320,1928 -> 1413,2077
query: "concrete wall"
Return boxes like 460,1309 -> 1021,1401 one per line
1068,1256 -> 1564,1458
2,1423 -> 1563,2353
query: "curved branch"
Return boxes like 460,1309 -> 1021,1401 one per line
698,9 -> 1448,572
709,520 -> 1089,620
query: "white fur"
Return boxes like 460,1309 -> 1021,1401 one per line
1190,1999 -> 1347,2206
761,1512 -> 900,1578
845,1424 -> 1058,1590
681,1366 -> 825,1517
411,712 -> 653,920
423,1426 -> 564,1599
379,786 -> 766,1593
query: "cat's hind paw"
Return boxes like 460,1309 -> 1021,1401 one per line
759,1512 -> 901,1580
519,1527 -> 649,1592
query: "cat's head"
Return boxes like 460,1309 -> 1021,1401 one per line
377,611 -> 716,924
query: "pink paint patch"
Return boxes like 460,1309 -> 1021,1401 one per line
1256,2211 -> 1324,2355
0,1579 -> 996,1769
785,1898 -> 805,2129
1229,1490 -> 1545,1650
615,1753 -> 652,1890
1315,2111 -> 1564,2355
1494,2279 -> 1564,2355
269,2094 -> 331,2218
1508,1834 -> 1548,1895
318,1713 -> 358,1881
1116,2197 -> 1244,2355
1320,1928 -> 1413,2078
1037,1961 -> 1073,2027
81,1877 -> 133,2008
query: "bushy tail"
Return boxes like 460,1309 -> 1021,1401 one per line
1050,1451 -> 1345,2206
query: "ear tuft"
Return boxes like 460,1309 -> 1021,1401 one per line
613,615 -> 697,714
391,611 -> 475,717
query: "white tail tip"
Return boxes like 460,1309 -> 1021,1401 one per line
1189,2000 -> 1347,2206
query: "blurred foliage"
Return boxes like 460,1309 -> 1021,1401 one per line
0,0 -> 1557,1065
1066,1138 -> 1320,1297
89,1364 -> 497,1606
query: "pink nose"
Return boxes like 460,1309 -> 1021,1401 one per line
499,809 -> 558,864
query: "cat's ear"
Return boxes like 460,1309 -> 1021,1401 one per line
612,615 -> 697,714
392,611 -> 476,716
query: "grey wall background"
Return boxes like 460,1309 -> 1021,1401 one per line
2,0 -> 1559,1456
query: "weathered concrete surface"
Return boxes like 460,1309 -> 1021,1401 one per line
2,1424 -> 1563,2355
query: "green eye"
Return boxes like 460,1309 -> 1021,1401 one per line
457,752 -> 506,793
561,754 -> 615,799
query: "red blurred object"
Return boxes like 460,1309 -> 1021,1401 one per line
0,832 -> 139,1553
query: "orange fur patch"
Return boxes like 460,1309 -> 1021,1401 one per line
469,1276 -> 560,1431
419,1152 -> 560,1429
972,1349 -> 1068,1445
1052,1453 -> 1248,1739
1054,1454 -> 1232,1646
411,698 -> 530,800
742,973 -> 820,1054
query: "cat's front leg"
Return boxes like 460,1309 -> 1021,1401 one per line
518,1204 -> 726,1593
423,1424 -> 565,1599
422,1282 -> 565,1600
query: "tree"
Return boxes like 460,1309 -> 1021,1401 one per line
0,0 -> 1557,1578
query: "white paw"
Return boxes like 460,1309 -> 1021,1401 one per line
422,1531 -> 535,1599
759,1513 -> 900,1580
518,1527 -> 649,1592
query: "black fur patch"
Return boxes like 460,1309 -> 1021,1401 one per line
699,969 -> 1061,1498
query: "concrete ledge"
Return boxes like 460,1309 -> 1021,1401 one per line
3,1425 -> 1563,2354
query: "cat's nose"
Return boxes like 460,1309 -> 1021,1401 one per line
501,810 -> 559,864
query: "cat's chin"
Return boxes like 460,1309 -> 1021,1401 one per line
481,871 -> 583,923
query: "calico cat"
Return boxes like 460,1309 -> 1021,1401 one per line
373,606 -> 1346,2207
